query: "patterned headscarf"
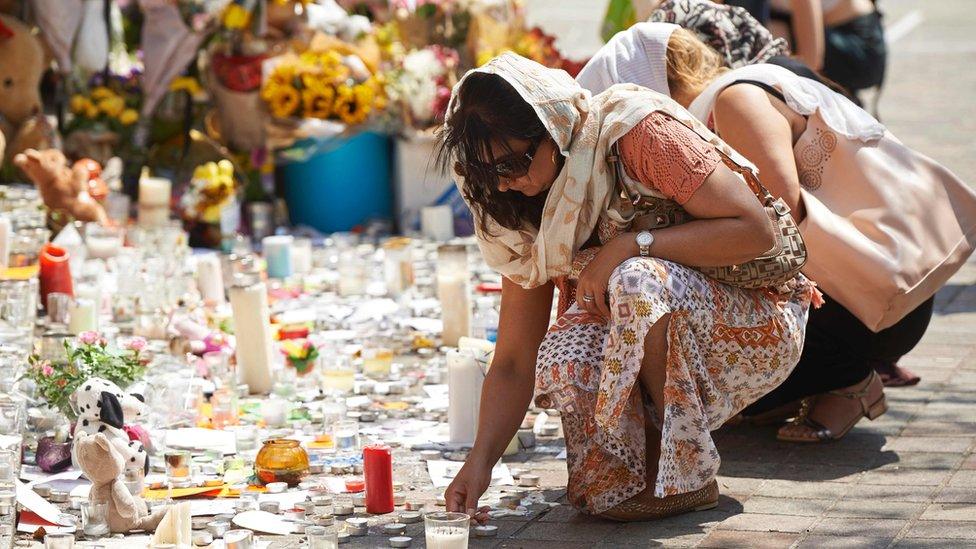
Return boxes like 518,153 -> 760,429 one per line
650,0 -> 789,68
445,53 -> 758,288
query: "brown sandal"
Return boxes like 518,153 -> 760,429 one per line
598,480 -> 719,522
777,371 -> 887,443
741,399 -> 803,427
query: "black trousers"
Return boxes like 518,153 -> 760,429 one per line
744,294 -> 935,415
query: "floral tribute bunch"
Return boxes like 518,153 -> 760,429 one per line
181,159 -> 238,224
387,44 -> 458,129
280,339 -> 320,376
67,86 -> 140,131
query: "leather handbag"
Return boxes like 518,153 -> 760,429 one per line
607,137 -> 808,291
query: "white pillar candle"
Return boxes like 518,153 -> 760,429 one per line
262,235 -> 294,279
196,254 -> 225,305
0,215 -> 11,269
437,245 -> 470,347
139,176 -> 172,206
421,205 -> 455,242
290,238 -> 313,274
229,282 -> 275,394
68,298 -> 98,334
447,349 -> 483,444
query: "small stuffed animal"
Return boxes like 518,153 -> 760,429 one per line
74,432 -> 167,533
70,377 -> 149,474
14,148 -> 108,223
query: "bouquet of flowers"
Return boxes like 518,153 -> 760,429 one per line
280,339 -> 319,376
67,86 -> 140,134
23,332 -> 149,420
477,26 -> 587,76
261,42 -> 386,126
388,45 -> 458,130
181,159 -> 238,224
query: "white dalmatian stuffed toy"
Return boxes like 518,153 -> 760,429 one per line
70,377 -> 149,474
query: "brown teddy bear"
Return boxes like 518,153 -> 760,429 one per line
0,14 -> 59,165
14,148 -> 108,223
74,432 -> 167,534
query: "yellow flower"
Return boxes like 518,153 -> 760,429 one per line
333,85 -> 369,125
97,96 -> 125,117
119,109 -> 138,125
223,4 -> 251,30
301,87 -> 335,119
267,86 -> 301,118
69,95 -> 91,115
83,103 -> 100,119
90,87 -> 114,101
170,76 -> 203,96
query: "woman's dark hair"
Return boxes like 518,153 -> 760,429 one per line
436,72 -> 549,233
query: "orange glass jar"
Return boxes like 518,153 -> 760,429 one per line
254,439 -> 309,486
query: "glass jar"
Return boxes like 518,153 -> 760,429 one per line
254,439 -> 309,486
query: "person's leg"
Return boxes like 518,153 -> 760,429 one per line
822,11 -> 887,97
638,314 -> 670,492
872,296 -> 934,386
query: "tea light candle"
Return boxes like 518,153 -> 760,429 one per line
197,254 -> 225,305
259,501 -> 281,513
262,235 -> 294,279
229,281 -> 274,394
68,298 -> 98,334
389,536 -> 412,548
421,205 -> 454,242
447,349 -> 483,444
474,525 -> 498,538
518,474 -> 540,487
345,479 -> 365,493
383,523 -> 406,536
334,504 -> 354,516
399,511 -> 422,523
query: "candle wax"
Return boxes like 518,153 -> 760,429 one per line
363,445 -> 394,514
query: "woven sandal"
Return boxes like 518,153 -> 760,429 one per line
598,480 -> 719,522
777,371 -> 887,443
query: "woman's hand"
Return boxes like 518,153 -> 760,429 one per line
444,460 -> 493,524
576,234 -> 637,319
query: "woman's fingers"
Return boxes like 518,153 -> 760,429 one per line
595,290 -> 612,320
445,485 -> 466,513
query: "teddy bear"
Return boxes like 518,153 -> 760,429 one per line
74,431 -> 167,533
0,14 -> 59,165
14,148 -> 108,223
70,377 -> 150,474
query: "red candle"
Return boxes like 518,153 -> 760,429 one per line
345,478 -> 365,493
362,444 -> 394,514
39,244 -> 73,307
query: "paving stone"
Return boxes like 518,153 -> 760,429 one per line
901,421 -> 976,437
935,487 -> 976,504
841,484 -> 940,503
809,517 -> 909,538
754,480 -> 852,500
714,513 -> 817,533
893,539 -> 974,549
515,521 -> 621,542
883,437 -> 974,453
796,535 -> 893,549
919,503 -> 976,521
740,497 -> 833,517
774,464 -> 866,483
947,470 -> 976,487
699,530 -> 800,548
715,476 -> 767,497
904,520 -> 976,540
874,452 -> 964,470
859,468 -> 954,486
961,454 -> 976,470
825,500 -> 925,519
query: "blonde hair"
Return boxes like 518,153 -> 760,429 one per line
665,27 -> 727,101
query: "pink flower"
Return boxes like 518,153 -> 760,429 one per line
125,337 -> 147,352
78,331 -> 100,345
41,363 -> 54,376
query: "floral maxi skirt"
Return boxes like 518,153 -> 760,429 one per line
535,258 -> 814,514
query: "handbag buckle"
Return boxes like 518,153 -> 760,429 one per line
772,199 -> 791,217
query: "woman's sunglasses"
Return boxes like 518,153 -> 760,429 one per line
483,139 -> 542,180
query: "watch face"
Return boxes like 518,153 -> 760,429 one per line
636,232 -> 653,247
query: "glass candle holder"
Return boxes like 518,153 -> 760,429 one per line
332,420 -> 359,452
124,466 -> 145,496
44,532 -> 75,549
46,292 -> 73,325
254,439 -> 309,486
306,525 -> 338,549
164,450 -> 191,486
320,354 -> 355,395
361,346 -> 393,380
436,244 -> 471,347
81,500 -> 110,537
425,512 -> 470,549
85,223 -> 124,260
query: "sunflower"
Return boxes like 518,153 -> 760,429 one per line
119,109 -> 138,125
222,3 -> 251,30
83,103 -> 100,119
90,87 -> 114,101
267,86 -> 301,118
97,96 -> 125,117
302,87 -> 335,119
69,95 -> 91,115
333,85 -> 369,125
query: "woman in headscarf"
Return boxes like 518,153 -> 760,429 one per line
437,53 -> 816,521
574,24 -> 976,441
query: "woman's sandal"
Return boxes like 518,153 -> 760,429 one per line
741,399 -> 804,427
777,371 -> 887,443
874,361 -> 922,387
598,480 -> 719,522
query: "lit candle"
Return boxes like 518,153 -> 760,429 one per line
421,205 -> 455,242
447,349 -> 483,444
262,235 -> 294,279
362,347 -> 393,380
39,244 -> 74,306
291,238 -> 313,274
229,281 -> 274,394
196,254 -> 225,305
0,215 -> 11,269
68,298 -> 98,334
363,445 -> 394,514
139,176 -> 172,206
437,244 -> 470,347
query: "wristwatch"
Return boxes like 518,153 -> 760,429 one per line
636,231 -> 654,257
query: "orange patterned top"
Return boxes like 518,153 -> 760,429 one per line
618,112 -> 722,205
